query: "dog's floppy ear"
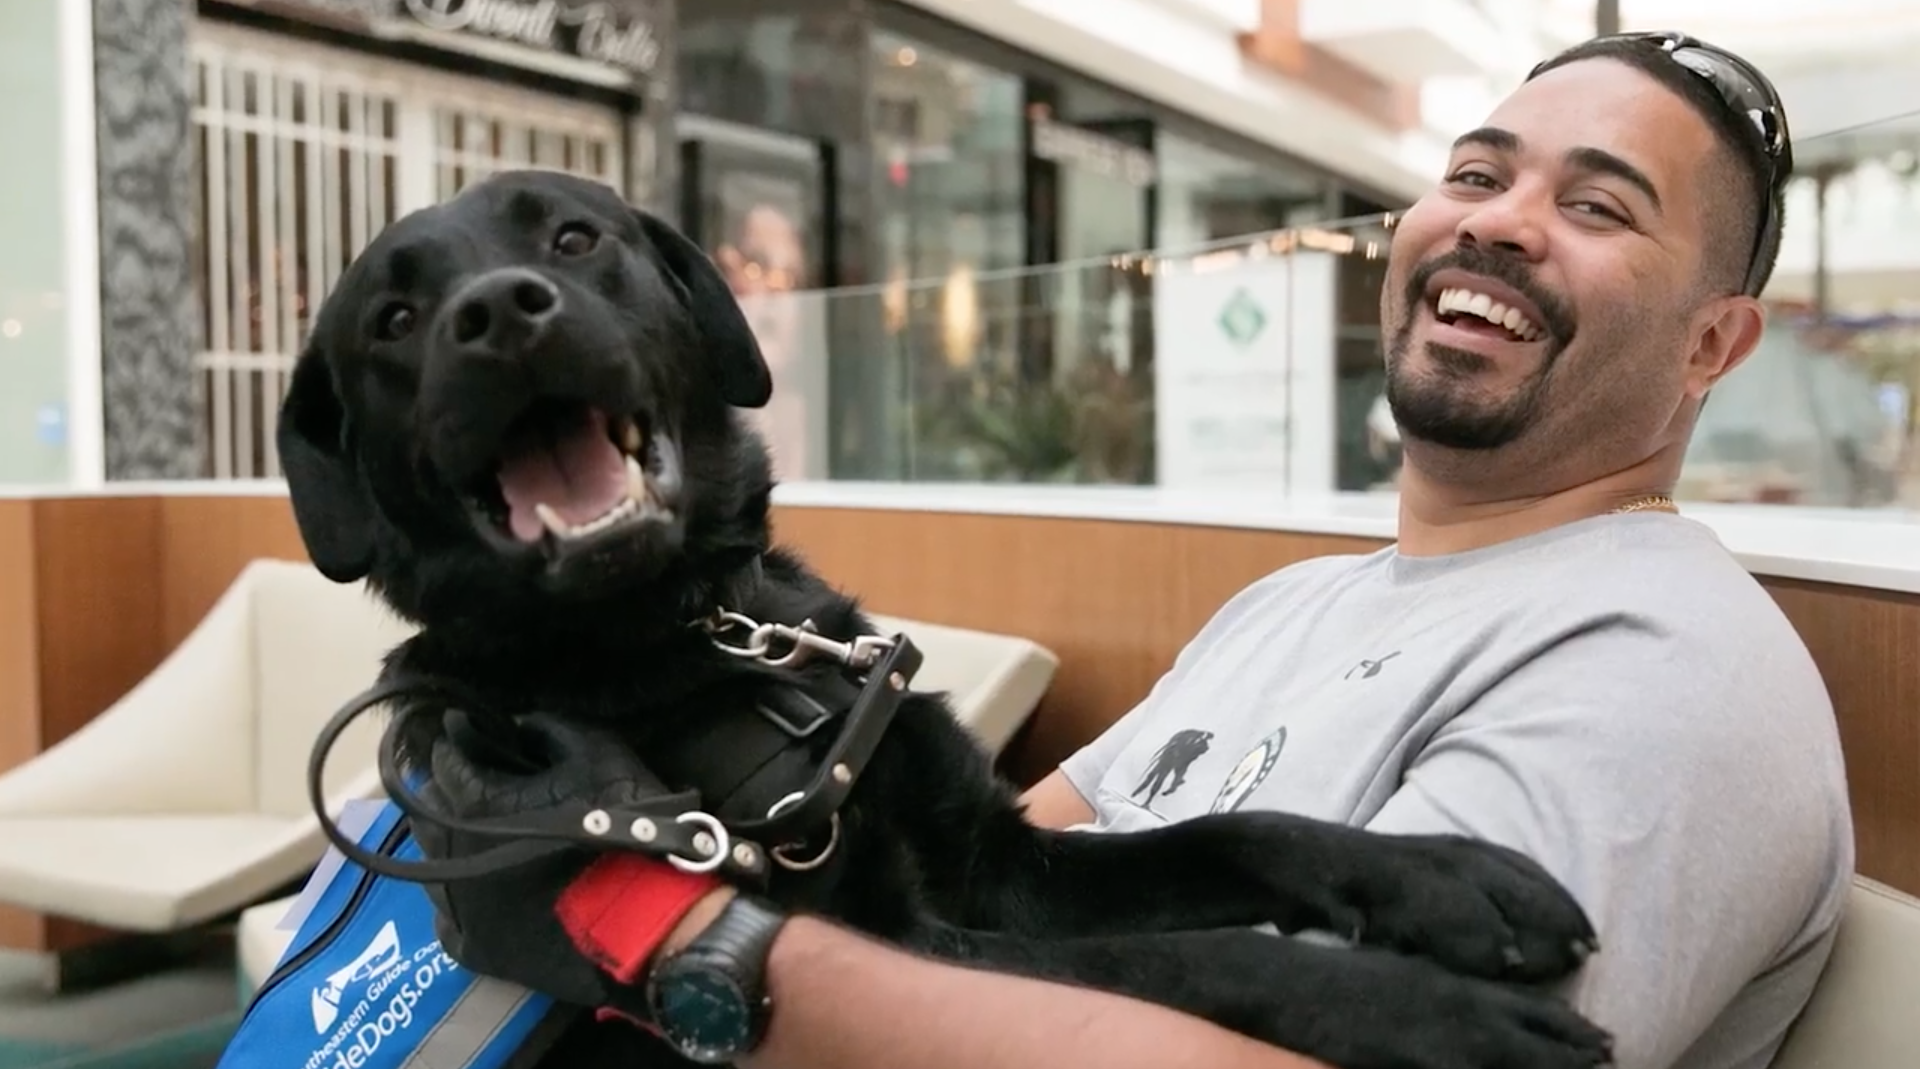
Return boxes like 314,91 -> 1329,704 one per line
633,209 -> 773,409
277,350 -> 377,583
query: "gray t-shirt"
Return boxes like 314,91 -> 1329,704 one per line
1059,513 -> 1853,1069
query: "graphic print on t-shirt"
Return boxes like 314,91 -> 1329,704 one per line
1209,726 -> 1288,814
1132,729 -> 1214,803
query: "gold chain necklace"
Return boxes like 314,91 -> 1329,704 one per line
1610,494 -> 1677,515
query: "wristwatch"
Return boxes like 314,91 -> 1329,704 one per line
643,894 -> 788,1064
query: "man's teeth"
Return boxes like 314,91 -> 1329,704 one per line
1436,287 -> 1544,341
532,456 -> 669,542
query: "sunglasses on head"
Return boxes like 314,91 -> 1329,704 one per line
1532,30 -> 1794,296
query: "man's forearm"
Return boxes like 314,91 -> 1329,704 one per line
740,916 -> 1331,1069
648,784 -> 1324,1069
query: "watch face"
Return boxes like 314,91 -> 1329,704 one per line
654,968 -> 755,1060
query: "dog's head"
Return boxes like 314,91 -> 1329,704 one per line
279,170 -> 776,633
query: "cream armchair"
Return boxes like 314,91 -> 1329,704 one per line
236,611 -> 1060,991
0,558 -> 411,933
862,612 -> 1058,756
1770,876 -> 1920,1069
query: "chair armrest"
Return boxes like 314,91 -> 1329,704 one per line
865,613 -> 1060,755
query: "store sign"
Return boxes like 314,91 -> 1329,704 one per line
1153,252 -> 1337,494
1216,288 -> 1269,348
402,0 -> 662,75
240,0 -> 662,76
1030,116 -> 1157,187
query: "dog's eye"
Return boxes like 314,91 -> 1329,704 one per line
554,224 -> 599,257
373,303 -> 416,342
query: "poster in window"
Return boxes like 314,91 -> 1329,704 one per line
686,135 -> 827,481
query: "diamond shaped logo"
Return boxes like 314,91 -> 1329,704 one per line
1217,288 -> 1268,348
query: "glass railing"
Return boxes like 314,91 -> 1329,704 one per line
748,108 -> 1920,511
754,219 -> 1392,493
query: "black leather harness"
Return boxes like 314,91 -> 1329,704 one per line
305,608 -> 924,891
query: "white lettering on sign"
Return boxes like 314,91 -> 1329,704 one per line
567,3 -> 661,73
1030,116 -> 1157,187
405,0 -> 559,50
384,0 -> 661,74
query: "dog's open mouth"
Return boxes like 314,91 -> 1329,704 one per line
469,398 -> 682,553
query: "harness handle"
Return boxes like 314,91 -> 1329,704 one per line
304,616 -> 923,888
306,677 -> 761,885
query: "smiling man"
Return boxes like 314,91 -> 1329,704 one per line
416,31 -> 1854,1069
1034,31 -> 1855,1069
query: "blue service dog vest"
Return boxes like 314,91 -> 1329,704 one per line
216,801 -> 562,1069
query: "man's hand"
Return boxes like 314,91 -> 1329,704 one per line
427,708 -> 667,819
411,710 -> 722,1006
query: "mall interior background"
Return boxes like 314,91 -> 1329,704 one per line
3,0 -> 1918,510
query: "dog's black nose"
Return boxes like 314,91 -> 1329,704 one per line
444,268 -> 562,351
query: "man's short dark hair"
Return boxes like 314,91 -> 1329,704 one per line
1528,36 -> 1786,298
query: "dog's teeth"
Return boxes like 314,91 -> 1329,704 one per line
534,502 -> 569,539
524,462 -> 666,549
624,454 -> 650,506
620,420 -> 643,456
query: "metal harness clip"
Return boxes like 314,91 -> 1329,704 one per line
703,611 -> 895,671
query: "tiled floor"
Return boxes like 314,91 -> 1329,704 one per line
0,950 -> 237,1068
0,1042 -> 76,1069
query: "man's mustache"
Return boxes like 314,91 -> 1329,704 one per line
1404,246 -> 1575,344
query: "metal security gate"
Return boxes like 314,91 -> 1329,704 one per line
190,21 -> 625,480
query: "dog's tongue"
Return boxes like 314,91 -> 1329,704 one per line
495,408 -> 629,542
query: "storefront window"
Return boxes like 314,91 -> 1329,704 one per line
867,29 -> 1028,479
679,12 -> 868,145
0,0 -> 74,485
1331,195 -> 1397,491
679,7 -> 868,481
1009,81 -> 1149,482
1155,132 -> 1329,249
1045,80 -> 1154,267
870,31 -> 1025,283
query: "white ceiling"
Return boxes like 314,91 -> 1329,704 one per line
899,0 -> 1447,200
1527,1 -> 1920,163
1544,0 -> 1920,68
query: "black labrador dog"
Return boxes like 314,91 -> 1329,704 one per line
278,169 -> 1612,1069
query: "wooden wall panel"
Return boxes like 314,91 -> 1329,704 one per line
0,501 -> 44,950
0,491 -> 1914,956
30,498 -> 166,749
155,496 -> 306,646
1763,580 -> 1920,896
0,502 -> 41,775
0,498 -> 169,953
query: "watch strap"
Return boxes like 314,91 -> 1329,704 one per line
678,894 -> 787,971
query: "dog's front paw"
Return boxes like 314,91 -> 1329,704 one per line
1340,832 -> 1598,983
1270,950 -> 1613,1069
